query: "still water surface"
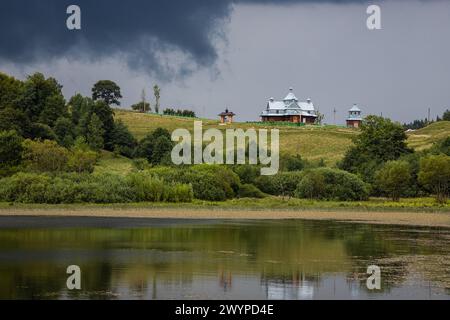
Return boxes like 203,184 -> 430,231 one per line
0,216 -> 449,299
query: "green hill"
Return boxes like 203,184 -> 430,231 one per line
114,109 -> 450,165
115,109 -> 357,165
406,121 -> 450,151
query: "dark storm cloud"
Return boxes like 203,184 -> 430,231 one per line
0,0 -> 370,78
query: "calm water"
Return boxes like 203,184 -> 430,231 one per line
0,216 -> 449,300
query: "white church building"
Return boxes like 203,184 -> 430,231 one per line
261,88 -> 318,124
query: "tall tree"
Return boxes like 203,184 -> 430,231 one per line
92,80 -> 122,106
153,84 -> 161,114
86,113 -> 105,151
20,73 -> 64,122
92,100 -> 115,150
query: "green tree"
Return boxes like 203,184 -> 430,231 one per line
443,109 -> 450,121
86,114 -> 105,151
340,115 -> 412,182
39,94 -> 67,127
92,80 -> 122,106
0,107 -> 31,137
375,160 -> 412,201
135,128 -> 172,164
153,85 -> 161,114
418,154 -> 450,203
20,73 -> 64,123
131,101 -> 151,113
54,117 -> 75,147
0,130 -> 24,170
151,135 -> 173,165
111,120 -> 137,157
92,100 -> 115,150
0,72 -> 23,109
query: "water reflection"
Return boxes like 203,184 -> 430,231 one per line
0,218 -> 449,299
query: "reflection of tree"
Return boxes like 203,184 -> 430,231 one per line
0,221 -> 449,299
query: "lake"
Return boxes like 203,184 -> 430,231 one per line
0,216 -> 449,300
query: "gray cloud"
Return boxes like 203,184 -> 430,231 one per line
0,0 -> 372,79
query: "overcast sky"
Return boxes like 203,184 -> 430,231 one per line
1,0 -> 450,124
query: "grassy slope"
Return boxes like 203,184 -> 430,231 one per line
94,150 -> 134,176
114,109 -> 450,165
115,109 -> 357,165
406,121 -> 450,151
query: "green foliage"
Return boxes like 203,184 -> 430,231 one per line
232,164 -> 260,184
429,136 -> 450,156
111,120 -> 137,158
86,114 -> 105,151
0,130 -> 24,176
147,165 -> 240,201
135,128 -> 173,164
92,100 -> 115,150
238,184 -> 265,198
54,117 -> 75,147
22,139 -> 69,172
68,147 -> 98,173
254,172 -> 304,198
0,107 -> 30,137
132,158 -> 150,171
295,168 -> 369,201
38,94 -> 67,127
20,73 -> 65,123
0,172 -> 193,204
29,123 -> 56,141
92,80 -> 122,106
163,108 -> 196,117
280,154 -> 305,172
443,109 -> 450,121
375,160 -> 412,201
0,72 -> 23,109
418,154 -> 450,203
131,101 -> 151,113
340,115 -> 412,182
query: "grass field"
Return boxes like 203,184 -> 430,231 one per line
0,197 -> 449,213
406,121 -> 450,151
115,109 -> 450,165
114,109 -> 357,165
94,150 -> 134,176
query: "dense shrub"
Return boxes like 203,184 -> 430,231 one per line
22,139 -> 69,172
295,168 -> 369,201
148,164 -> 241,201
238,184 -> 265,198
254,172 -> 303,197
0,172 -> 193,204
232,165 -> 260,184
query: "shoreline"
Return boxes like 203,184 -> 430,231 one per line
1,206 -> 450,228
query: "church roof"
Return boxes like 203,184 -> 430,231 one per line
283,88 -> 298,101
349,104 -> 361,112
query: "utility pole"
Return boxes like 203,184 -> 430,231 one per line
427,107 -> 431,123
333,108 -> 336,125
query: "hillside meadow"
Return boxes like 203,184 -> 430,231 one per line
114,109 -> 450,165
